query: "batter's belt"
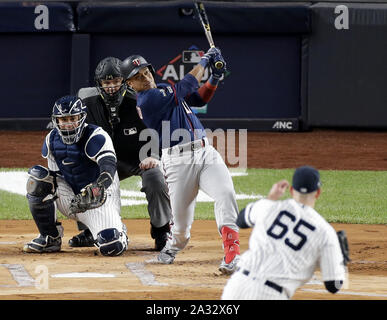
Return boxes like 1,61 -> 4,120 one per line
164,137 -> 208,156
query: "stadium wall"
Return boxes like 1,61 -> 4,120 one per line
0,1 -> 385,131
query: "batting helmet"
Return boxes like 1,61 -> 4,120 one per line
121,55 -> 155,81
52,96 -> 87,145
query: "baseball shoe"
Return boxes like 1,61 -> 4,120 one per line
68,229 -> 95,247
219,254 -> 240,275
157,247 -> 177,264
150,223 -> 171,251
23,234 -> 62,253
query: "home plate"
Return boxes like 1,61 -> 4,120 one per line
51,272 -> 116,278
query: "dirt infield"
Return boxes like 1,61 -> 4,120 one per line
0,219 -> 386,300
0,129 -> 386,300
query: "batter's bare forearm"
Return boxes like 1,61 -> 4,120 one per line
189,64 -> 206,84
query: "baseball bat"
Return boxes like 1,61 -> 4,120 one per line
194,2 -> 224,69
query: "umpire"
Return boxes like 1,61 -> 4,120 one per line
69,56 -> 172,251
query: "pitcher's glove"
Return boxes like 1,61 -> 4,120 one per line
337,230 -> 351,266
69,182 -> 107,215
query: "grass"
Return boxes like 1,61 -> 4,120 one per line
0,168 -> 386,224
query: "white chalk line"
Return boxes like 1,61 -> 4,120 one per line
0,171 -> 263,206
127,258 -> 226,289
352,260 -> 387,264
0,264 -> 35,287
51,272 -> 116,278
126,262 -> 168,287
301,288 -> 387,298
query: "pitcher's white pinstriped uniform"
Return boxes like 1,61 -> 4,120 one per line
222,198 -> 345,300
45,128 -> 125,240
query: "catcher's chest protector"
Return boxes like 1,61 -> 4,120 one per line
49,128 -> 100,194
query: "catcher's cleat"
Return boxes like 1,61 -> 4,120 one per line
150,223 -> 171,251
68,229 -> 95,247
219,254 -> 240,275
157,248 -> 177,264
23,234 -> 62,253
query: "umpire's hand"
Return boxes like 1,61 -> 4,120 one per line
139,157 -> 159,170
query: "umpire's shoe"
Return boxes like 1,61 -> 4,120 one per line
68,229 -> 95,247
23,234 -> 62,253
150,222 -> 171,251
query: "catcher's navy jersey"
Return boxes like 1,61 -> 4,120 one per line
42,124 -> 116,194
137,74 -> 206,148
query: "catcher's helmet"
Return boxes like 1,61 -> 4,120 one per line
52,96 -> 87,145
95,57 -> 126,125
121,55 -> 155,81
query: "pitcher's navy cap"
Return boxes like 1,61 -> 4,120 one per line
292,166 -> 322,194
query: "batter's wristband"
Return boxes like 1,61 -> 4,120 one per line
199,57 -> 209,68
208,75 -> 220,86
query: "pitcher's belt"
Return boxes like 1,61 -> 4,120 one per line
237,267 -> 283,294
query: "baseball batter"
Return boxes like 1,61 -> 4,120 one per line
23,96 -> 128,256
222,166 -> 348,300
121,48 -> 240,274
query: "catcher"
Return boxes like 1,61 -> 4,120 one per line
23,95 -> 128,256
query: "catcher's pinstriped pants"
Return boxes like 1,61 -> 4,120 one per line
55,172 -> 126,239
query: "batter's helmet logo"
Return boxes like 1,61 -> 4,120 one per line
132,58 -> 141,66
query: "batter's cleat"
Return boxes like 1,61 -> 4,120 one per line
219,254 -> 240,275
150,223 -> 171,251
220,226 -> 241,274
68,229 -> 95,247
157,248 -> 177,264
23,234 -> 62,253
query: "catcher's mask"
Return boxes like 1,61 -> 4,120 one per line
52,96 -> 87,145
95,57 -> 126,126
121,54 -> 155,81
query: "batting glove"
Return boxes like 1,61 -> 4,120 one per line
199,47 -> 222,68
209,55 -> 227,85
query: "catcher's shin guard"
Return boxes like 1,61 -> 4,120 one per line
26,165 -> 59,237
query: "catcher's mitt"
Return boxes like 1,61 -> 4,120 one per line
69,181 -> 106,215
337,230 -> 351,266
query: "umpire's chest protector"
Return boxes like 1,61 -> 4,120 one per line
50,128 -> 100,194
